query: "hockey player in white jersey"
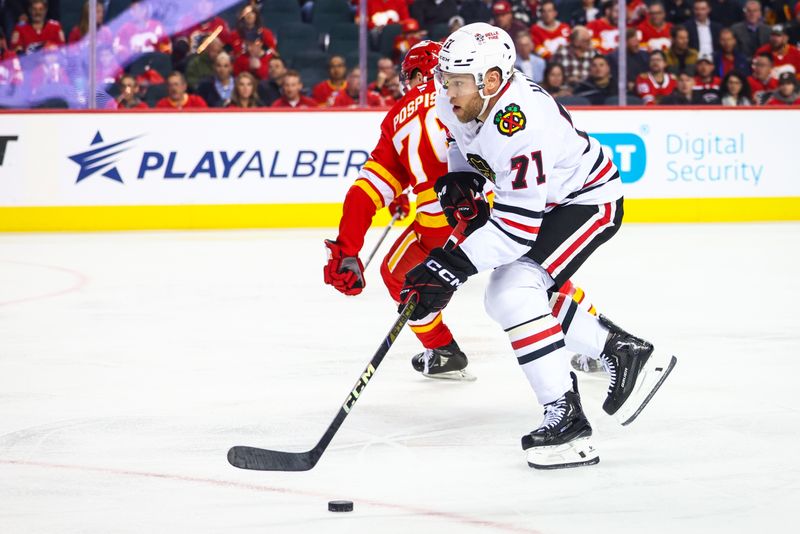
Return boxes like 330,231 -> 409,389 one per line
399,22 -> 677,469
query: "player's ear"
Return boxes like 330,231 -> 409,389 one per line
485,68 -> 502,91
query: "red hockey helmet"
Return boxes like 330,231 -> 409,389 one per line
401,40 -> 442,86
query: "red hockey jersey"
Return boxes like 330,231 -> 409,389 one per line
530,22 -> 571,59
336,81 -> 451,256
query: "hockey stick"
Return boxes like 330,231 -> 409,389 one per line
227,220 -> 468,472
363,210 -> 403,270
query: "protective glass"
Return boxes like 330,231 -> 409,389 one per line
435,69 -> 481,98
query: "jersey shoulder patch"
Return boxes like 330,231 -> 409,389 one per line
493,103 -> 526,137
466,153 -> 496,183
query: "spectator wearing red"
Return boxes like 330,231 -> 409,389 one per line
114,0 -> 171,56
230,2 -> 277,57
661,71 -> 702,104
0,27 -> 23,88
410,0 -> 459,29
530,0 -> 571,59
393,18 -> 424,62
313,55 -> 348,107
10,0 -> 65,54
748,52 -> 778,103
720,71 -> 753,106
693,53 -> 722,104
638,1 -> 672,52
552,25 -> 597,86
197,52 -> 235,107
665,25 -> 698,75
233,30 -> 272,80
714,28 -> 750,78
333,67 -> 387,107
636,49 -> 677,104
155,71 -> 208,109
369,57 -> 398,98
684,0 -> 721,57
492,1 -> 528,40
113,74 -> 148,109
359,0 -> 411,29
227,72 -> 264,108
271,70 -> 318,108
68,1 -> 112,45
382,72 -> 404,104
755,25 -> 800,79
175,0 -> 233,55
626,0 -> 649,26
731,0 -> 771,59
587,1 -> 619,55
764,71 -> 800,104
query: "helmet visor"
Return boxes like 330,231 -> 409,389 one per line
435,69 -> 481,98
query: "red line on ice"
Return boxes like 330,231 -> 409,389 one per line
0,458 -> 544,533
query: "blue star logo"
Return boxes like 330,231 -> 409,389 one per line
69,131 -> 139,184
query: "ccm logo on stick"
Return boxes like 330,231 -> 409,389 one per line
426,259 -> 462,287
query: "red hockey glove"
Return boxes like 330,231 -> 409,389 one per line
388,193 -> 410,220
434,172 -> 490,236
324,240 -> 365,296
399,247 -> 476,320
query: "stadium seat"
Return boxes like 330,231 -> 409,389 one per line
427,22 -> 451,41
377,23 -> 402,58
556,95 -> 592,106
312,0 -> 352,22
263,11 -> 304,33
144,83 -> 167,107
603,95 -> 645,105
263,0 -> 302,17
290,49 -> 329,70
298,67 -> 327,91
126,52 -> 173,80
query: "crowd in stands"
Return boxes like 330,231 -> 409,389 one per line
1,0 -> 799,108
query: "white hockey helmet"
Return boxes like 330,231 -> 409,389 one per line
437,22 -> 516,92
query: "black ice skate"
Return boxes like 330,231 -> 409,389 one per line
599,315 -> 677,426
521,372 -> 599,469
411,340 -> 475,381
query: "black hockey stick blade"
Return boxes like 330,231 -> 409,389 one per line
227,296 -> 418,471
227,445 -> 320,472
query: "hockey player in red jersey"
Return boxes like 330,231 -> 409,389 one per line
324,41 -> 476,380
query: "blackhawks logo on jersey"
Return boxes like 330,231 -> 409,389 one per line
494,103 -> 526,137
466,153 -> 496,183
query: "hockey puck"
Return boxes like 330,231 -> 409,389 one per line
328,500 -> 354,512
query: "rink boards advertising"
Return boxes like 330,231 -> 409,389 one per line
0,108 -> 797,231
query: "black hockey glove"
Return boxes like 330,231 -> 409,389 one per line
399,247 -> 477,321
434,171 -> 490,236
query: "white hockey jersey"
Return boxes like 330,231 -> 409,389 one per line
436,72 -> 622,273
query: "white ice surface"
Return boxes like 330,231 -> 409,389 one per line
1,223 -> 798,534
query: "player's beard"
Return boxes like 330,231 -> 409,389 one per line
454,93 -> 485,123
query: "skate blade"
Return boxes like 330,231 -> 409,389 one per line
526,437 -> 599,470
615,351 -> 677,426
422,369 -> 477,382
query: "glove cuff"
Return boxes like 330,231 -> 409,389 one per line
430,247 -> 478,278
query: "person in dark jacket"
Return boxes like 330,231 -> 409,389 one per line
684,0 -> 722,56
714,28 -> 751,77
196,51 -> 234,107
